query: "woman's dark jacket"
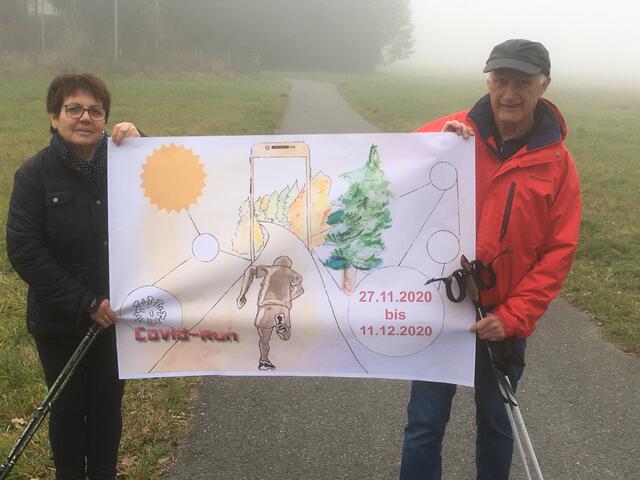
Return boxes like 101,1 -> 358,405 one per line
6,133 -> 109,336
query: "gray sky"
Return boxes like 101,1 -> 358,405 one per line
391,0 -> 640,86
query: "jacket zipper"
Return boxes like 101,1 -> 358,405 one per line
499,181 -> 517,241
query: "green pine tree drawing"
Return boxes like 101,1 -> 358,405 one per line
324,144 -> 392,294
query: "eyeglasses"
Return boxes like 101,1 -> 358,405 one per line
63,103 -> 106,121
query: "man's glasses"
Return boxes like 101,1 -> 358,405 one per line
63,103 -> 106,121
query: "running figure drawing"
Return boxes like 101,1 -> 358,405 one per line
236,256 -> 304,370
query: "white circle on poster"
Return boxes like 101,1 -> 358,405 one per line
192,233 -> 220,262
430,162 -> 457,191
427,230 -> 460,264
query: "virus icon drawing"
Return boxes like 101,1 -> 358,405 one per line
133,295 -> 168,326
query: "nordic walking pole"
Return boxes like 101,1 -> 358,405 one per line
504,400 -> 532,480
0,323 -> 102,480
461,256 -> 544,480
462,268 -> 532,480
512,401 -> 544,479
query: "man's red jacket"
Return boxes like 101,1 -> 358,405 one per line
417,95 -> 581,339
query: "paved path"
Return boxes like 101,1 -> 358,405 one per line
162,79 -> 639,479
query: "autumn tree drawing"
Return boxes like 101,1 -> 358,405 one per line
232,173 -> 332,256
324,145 -> 392,294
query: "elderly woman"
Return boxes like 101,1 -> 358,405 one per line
6,73 -> 140,480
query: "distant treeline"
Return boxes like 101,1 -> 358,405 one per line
0,0 -> 414,71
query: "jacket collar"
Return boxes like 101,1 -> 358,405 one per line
467,94 -> 566,152
50,132 -> 68,160
50,132 -> 107,164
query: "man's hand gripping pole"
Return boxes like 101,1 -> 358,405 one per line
459,255 -> 518,407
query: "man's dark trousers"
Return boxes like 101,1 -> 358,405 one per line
400,339 -> 526,480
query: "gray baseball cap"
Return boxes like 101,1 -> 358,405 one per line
483,39 -> 551,76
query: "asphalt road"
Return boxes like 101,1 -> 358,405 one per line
162,79 -> 639,480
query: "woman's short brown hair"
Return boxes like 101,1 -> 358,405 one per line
46,73 -> 111,132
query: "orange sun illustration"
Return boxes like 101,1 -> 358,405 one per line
140,143 -> 206,212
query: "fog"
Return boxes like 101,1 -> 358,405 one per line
392,0 -> 640,86
2,0 -> 639,87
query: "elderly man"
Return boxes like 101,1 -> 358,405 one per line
400,39 -> 581,479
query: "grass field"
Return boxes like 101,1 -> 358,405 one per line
330,72 -> 640,355
0,70 -> 289,479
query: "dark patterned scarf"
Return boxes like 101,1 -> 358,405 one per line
65,133 -> 107,186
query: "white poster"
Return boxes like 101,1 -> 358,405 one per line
109,133 -> 476,386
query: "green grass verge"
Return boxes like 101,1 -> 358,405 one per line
327,72 -> 639,355
0,70 -> 289,479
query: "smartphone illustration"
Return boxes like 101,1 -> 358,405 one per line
249,141 -> 311,260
